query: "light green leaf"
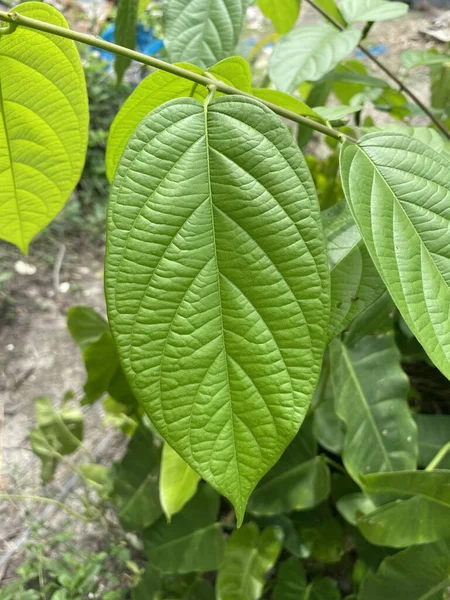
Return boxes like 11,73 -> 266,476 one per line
401,49 -> 450,70
79,464 -> 112,498
258,0 -> 301,34
416,414 -> 450,470
339,0 -> 408,23
114,0 -> 139,83
143,485 -> 225,573
340,133 -> 450,378
269,25 -> 361,93
344,290 -> 394,347
323,203 -> 386,343
113,424 -> 162,530
314,0 -> 347,26
330,334 -> 417,483
360,539 -> 450,600
274,558 -> 307,600
105,96 -> 329,523
358,470 -> 450,547
216,523 -> 283,600
361,125 -> 450,160
251,88 -> 325,121
0,2 -> 88,253
336,492 -> 377,526
105,57 -> 252,180
164,0 -> 247,67
314,104 -> 362,121
247,420 -> 330,515
67,306 -> 109,350
159,442 -> 201,521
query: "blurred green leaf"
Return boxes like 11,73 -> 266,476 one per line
274,558 -> 307,599
143,485 -> 225,573
339,0 -> 408,23
159,442 -> 201,522
293,508 -> 344,564
314,0 -> 346,26
330,334 -> 417,483
217,523 -> 283,600
401,49 -> 450,70
415,414 -> 450,470
114,0 -> 139,83
67,306 -> 109,349
257,0 -> 301,34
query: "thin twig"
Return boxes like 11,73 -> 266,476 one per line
305,0 -> 450,140
425,441 -> 450,471
0,9 -> 356,143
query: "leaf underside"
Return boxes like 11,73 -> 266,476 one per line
106,95 -> 329,522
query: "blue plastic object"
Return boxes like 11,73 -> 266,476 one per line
94,23 -> 164,63
355,43 -> 387,59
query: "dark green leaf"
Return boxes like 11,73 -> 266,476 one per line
114,0 -> 139,83
416,414 -> 450,470
67,306 -> 109,350
274,558 -> 307,600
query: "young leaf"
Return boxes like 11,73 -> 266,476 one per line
258,0 -> 301,35
341,133 -> 450,379
216,523 -> 283,600
105,96 -> 330,523
358,470 -> 450,547
159,442 -> 201,521
360,539 -> 450,600
415,414 -> 450,469
269,25 -> 361,93
247,420 -> 330,515
114,0 -> 139,83
113,424 -> 162,530
0,2 -> 88,253
143,485 -> 225,573
105,57 -> 252,180
330,334 -> 417,483
339,0 -> 408,24
164,0 -> 247,67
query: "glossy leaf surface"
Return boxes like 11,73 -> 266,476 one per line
106,96 -> 329,522
330,334 -> 417,482
164,0 -> 247,67
341,133 -> 450,379
269,25 -> 361,93
0,2 -> 88,253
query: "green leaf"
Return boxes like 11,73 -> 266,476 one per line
0,2 -> 88,253
143,485 -> 225,573
247,420 -> 330,515
67,306 -> 109,350
323,203 -> 386,343
258,0 -> 301,34
105,95 -> 329,523
336,492 -> 377,526
416,414 -> 450,469
297,80 -> 333,149
131,564 -> 161,600
164,0 -> 247,67
341,133 -> 450,378
274,558 -> 307,600
293,507 -> 345,564
216,523 -> 283,600
30,397 -> 83,483
401,49 -> 450,70
360,539 -> 450,600
307,578 -> 341,600
361,125 -> 450,159
251,88 -> 325,121
79,464 -> 112,498
314,105 -> 362,121
312,378 -> 344,455
113,424 -> 162,530
114,0 -> 139,83
269,25 -> 361,93
330,334 -> 417,483
105,58 -> 252,180
358,470 -> 450,547
159,442 -> 201,521
314,0 -> 347,26
344,290 -> 394,346
339,0 -> 408,23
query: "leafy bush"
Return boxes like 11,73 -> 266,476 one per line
1,0 -> 450,598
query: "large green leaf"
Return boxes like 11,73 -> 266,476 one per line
216,523 -> 283,600
323,203 -> 386,342
114,0 -> 139,83
360,539 -> 450,600
358,470 -> 450,547
416,414 -> 450,470
340,133 -> 450,379
113,424 -> 162,530
105,95 -> 329,522
143,485 -> 225,573
362,125 -> 450,160
257,0 -> 301,34
330,334 -> 417,483
269,25 -> 361,93
247,420 -> 330,515
339,0 -> 408,23
164,0 -> 247,67
0,2 -> 88,253
105,57 -> 252,180
159,442 -> 201,521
